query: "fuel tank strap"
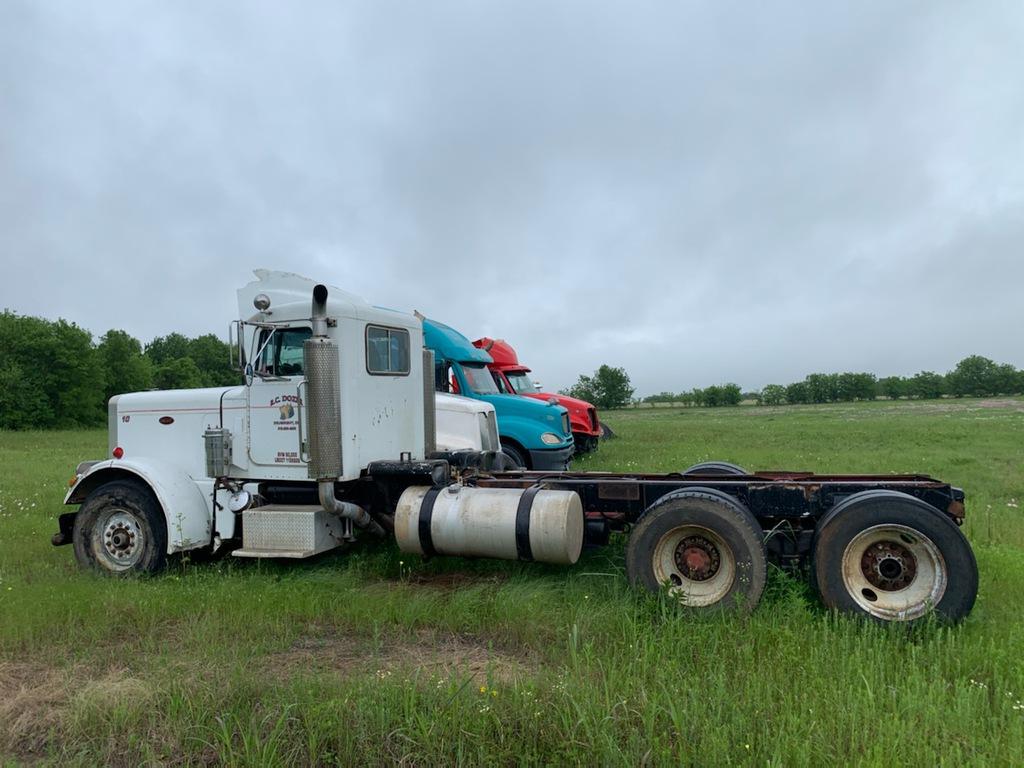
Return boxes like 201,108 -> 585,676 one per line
418,487 -> 442,557
515,485 -> 542,561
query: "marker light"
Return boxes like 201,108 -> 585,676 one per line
112,446 -> 124,459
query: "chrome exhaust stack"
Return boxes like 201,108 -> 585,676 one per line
303,284 -> 383,536
423,348 -> 436,456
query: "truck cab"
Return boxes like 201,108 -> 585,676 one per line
58,271 -> 497,564
421,318 -> 574,470
473,337 -> 602,454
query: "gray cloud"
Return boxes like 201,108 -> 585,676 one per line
2,1 -> 1022,395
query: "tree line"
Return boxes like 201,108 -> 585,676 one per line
0,311 -> 237,429
643,383 -> 744,407
3,308 -> 1021,428
757,356 -> 1024,405
636,355 -> 1024,408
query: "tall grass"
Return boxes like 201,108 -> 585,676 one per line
1,398 -> 1022,764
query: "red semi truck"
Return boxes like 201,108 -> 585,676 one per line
473,337 -> 603,453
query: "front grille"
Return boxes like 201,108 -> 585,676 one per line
588,408 -> 598,430
562,412 -> 570,436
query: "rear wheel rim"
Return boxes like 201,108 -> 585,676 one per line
840,524 -> 947,620
653,525 -> 735,606
92,508 -> 145,571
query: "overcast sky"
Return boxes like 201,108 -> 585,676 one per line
2,1 -> 1022,396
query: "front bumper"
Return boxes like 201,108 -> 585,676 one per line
528,444 -> 575,471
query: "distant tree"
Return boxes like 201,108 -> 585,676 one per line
759,384 -> 786,406
785,381 -> 809,405
993,363 -> 1020,395
805,373 -> 840,403
643,392 -> 676,406
908,371 -> 945,400
879,376 -> 907,400
721,383 -> 743,406
153,357 -> 204,390
561,365 -> 634,410
0,312 -> 104,429
146,332 -> 237,388
702,385 -> 723,407
946,355 -> 998,397
145,333 -> 192,366
840,372 -> 877,401
590,365 -> 634,410
561,374 -> 595,403
189,333 -> 238,387
97,329 -> 152,404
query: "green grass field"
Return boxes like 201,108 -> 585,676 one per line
2,399 -> 1023,765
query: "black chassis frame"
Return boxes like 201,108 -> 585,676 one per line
462,469 -> 966,569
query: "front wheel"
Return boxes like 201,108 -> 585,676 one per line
72,480 -> 168,575
626,489 -> 767,612
500,442 -> 527,470
812,491 -> 977,623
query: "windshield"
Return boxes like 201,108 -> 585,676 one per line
461,363 -> 499,394
506,371 -> 538,394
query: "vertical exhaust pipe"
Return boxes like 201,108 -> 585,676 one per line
423,348 -> 436,457
304,285 -> 342,481
303,284 -> 383,535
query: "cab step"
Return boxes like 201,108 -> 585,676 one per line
232,505 -> 352,559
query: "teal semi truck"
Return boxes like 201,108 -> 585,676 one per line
421,317 -> 574,470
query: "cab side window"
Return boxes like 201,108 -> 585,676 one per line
256,327 -> 312,376
366,325 -> 411,375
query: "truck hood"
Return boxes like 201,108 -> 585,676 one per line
524,392 -> 592,411
477,392 -> 570,433
435,392 -> 494,416
113,386 -> 243,413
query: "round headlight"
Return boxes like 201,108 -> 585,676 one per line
540,432 -> 562,445
228,490 -> 252,513
253,293 -> 271,311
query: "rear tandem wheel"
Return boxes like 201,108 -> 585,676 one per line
626,489 -> 767,612
681,461 -> 748,476
812,490 -> 978,624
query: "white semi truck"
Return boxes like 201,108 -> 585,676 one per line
53,271 -> 979,623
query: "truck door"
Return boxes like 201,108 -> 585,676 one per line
246,326 -> 312,469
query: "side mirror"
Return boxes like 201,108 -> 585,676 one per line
228,321 -> 245,370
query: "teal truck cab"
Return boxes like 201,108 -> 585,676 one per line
422,318 -> 574,470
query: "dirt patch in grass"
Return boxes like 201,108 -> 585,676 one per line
399,571 -> 509,591
265,627 -> 531,684
0,659 -> 160,763
0,660 -> 67,759
977,399 -> 1024,410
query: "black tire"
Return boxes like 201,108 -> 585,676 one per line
572,435 -> 599,455
489,451 -> 520,472
626,489 -> 767,612
681,461 -> 748,476
72,480 -> 168,575
812,490 -> 978,624
599,422 -> 616,439
500,442 -> 527,470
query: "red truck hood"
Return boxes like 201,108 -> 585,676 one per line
523,392 -> 599,436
